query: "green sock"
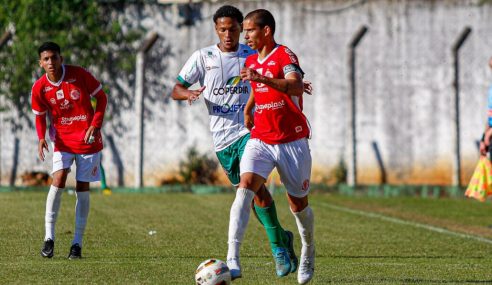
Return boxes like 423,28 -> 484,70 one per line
254,201 -> 288,251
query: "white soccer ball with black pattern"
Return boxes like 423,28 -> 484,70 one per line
195,259 -> 231,285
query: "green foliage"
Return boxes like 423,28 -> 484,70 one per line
0,0 -> 141,131
332,157 -> 347,184
178,146 -> 219,184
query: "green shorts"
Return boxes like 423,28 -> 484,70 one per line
216,133 -> 250,186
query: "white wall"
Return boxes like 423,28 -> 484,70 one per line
2,0 -> 491,186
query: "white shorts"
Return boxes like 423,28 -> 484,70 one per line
240,138 -> 312,198
52,151 -> 102,182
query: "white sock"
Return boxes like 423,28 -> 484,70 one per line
72,191 -> 90,247
227,188 -> 255,260
292,206 -> 314,248
45,185 -> 63,241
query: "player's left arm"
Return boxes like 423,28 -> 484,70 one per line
240,68 -> 304,97
85,89 -> 107,144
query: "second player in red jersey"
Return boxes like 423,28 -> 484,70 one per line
244,45 -> 310,144
31,65 -> 105,154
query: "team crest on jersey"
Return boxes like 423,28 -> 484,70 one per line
50,98 -> 56,105
56,89 -> 64,100
44,86 -> 53,92
70,89 -> 81,100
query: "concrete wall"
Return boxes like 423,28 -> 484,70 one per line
2,0 -> 492,186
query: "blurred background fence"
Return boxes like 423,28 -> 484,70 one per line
1,0 -> 492,189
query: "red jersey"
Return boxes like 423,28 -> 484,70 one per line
245,45 -> 310,144
31,65 -> 104,154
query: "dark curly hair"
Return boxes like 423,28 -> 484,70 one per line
38,42 -> 61,56
213,5 -> 243,24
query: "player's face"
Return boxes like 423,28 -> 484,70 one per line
243,19 -> 265,50
39,50 -> 63,81
215,17 -> 242,52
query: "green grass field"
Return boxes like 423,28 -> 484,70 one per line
2,191 -> 492,284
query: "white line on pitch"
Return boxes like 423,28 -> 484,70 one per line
319,202 -> 492,245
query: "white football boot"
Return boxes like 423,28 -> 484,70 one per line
227,257 -> 242,280
297,245 -> 315,284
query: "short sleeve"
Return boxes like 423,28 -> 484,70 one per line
279,47 -> 304,78
31,83 -> 47,115
177,50 -> 204,88
81,68 -> 102,97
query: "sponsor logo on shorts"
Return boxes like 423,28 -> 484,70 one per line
60,114 -> 87,125
212,76 -> 249,96
302,179 -> 310,191
212,103 -> 246,114
256,100 -> 285,114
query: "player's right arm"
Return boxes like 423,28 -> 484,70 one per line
31,84 -> 49,161
244,90 -> 255,130
35,115 -> 49,161
171,50 -> 206,105
171,83 -> 205,105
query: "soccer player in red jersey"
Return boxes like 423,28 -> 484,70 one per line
239,10 -> 315,284
31,42 -> 107,259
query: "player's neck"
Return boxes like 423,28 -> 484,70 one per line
47,68 -> 63,83
218,43 -> 239,53
257,41 -> 276,60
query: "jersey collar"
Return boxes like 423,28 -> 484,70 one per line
45,64 -> 66,87
257,44 -> 279,65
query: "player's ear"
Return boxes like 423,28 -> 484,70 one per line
264,25 -> 271,37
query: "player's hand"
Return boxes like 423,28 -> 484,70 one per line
482,128 -> 492,156
84,126 -> 99,144
303,80 -> 313,95
38,139 -> 49,161
187,86 -> 206,105
480,141 -> 488,157
240,68 -> 261,82
244,112 -> 254,130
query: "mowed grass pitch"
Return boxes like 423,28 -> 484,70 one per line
2,191 -> 492,284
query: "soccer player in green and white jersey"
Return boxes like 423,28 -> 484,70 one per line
171,5 -> 305,280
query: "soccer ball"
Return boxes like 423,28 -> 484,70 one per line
195,259 -> 231,285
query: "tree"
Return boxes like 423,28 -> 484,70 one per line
0,0 -> 141,133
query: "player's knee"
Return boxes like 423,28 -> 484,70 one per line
288,195 -> 308,213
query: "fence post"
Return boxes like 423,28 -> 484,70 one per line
135,32 -> 158,189
451,27 -> 471,187
347,26 -> 368,187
